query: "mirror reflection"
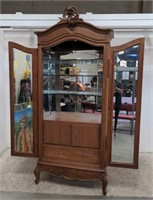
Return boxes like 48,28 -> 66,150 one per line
13,49 -> 33,154
42,41 -> 103,124
112,45 -> 139,163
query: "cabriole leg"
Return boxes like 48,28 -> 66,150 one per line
100,171 -> 108,196
34,164 -> 41,184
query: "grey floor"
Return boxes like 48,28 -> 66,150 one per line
0,191 -> 152,200
0,149 -> 153,200
112,120 -> 134,163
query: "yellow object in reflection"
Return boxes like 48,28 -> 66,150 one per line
24,69 -> 31,79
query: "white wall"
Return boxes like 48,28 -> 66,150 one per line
0,14 -> 153,154
140,39 -> 153,153
0,30 -> 9,154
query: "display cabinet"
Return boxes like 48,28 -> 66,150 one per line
9,6 -> 144,195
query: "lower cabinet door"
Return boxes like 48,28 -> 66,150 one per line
72,123 -> 100,149
43,121 -> 71,146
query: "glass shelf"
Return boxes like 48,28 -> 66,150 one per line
114,66 -> 138,72
43,90 -> 102,96
43,74 -> 101,77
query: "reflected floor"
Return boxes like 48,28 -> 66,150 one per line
112,121 -> 134,163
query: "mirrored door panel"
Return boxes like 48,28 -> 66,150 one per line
9,42 -> 38,157
109,38 -> 144,167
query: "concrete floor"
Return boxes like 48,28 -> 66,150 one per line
0,191 -> 152,200
0,148 -> 153,199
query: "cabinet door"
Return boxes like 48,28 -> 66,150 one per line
108,38 -> 144,168
9,42 -> 38,157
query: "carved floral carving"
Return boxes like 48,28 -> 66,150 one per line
59,6 -> 83,27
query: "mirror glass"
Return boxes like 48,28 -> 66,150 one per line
42,41 -> 103,124
112,45 -> 139,163
13,48 -> 33,154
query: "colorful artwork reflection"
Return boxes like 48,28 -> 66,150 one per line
14,106 -> 33,153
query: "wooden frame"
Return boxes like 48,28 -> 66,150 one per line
108,38 -> 144,168
9,42 -> 38,157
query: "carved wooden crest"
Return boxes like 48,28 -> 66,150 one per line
59,6 -> 83,27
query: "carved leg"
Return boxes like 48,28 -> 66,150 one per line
100,171 -> 108,196
34,164 -> 41,184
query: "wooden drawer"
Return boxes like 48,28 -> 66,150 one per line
43,146 -> 101,166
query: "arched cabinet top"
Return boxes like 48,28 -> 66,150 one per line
35,19 -> 114,47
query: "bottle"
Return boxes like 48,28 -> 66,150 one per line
24,62 -> 30,79
28,71 -> 31,81
24,55 -> 31,79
